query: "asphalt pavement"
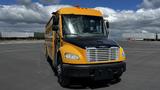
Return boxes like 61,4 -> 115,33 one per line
0,40 -> 160,90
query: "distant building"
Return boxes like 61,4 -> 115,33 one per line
1,32 -> 34,38
122,33 -> 156,41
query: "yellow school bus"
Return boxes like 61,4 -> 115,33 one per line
45,7 -> 126,87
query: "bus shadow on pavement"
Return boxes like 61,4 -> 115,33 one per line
67,78 -> 121,89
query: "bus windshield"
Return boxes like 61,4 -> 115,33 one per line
62,15 -> 107,38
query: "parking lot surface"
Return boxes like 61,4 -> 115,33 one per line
1,41 -> 160,90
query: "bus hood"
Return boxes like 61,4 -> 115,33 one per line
63,36 -> 119,49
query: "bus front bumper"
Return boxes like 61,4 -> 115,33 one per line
62,62 -> 126,80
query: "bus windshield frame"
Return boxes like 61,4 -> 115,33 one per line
62,14 -> 108,38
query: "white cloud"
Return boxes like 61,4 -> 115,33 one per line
0,1 -> 160,39
0,3 -> 71,24
0,3 -> 71,32
95,7 -> 118,22
139,0 -> 160,9
95,7 -> 160,39
0,3 -> 45,24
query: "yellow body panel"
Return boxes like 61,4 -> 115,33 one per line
59,42 -> 126,64
60,42 -> 87,64
58,7 -> 102,16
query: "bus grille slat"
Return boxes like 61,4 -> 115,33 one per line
86,47 -> 119,62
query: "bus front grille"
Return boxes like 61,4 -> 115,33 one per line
86,47 -> 119,62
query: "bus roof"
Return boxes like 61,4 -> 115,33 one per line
54,7 -> 102,17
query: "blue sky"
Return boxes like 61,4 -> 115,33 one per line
61,0 -> 143,10
0,0 -> 142,10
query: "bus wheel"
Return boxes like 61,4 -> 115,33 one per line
57,56 -> 70,87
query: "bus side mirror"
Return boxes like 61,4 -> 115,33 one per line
106,21 -> 109,29
53,15 -> 59,25
52,15 -> 59,31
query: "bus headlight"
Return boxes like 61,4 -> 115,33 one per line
65,53 -> 80,60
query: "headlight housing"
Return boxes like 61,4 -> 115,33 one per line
65,53 -> 80,60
